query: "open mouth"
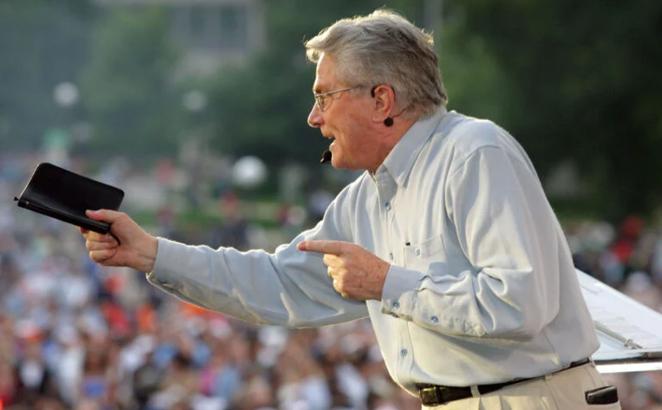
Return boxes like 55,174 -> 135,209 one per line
325,136 -> 335,147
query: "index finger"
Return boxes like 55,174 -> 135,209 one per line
85,209 -> 124,223
297,240 -> 347,255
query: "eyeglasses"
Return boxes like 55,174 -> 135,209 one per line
313,86 -> 363,112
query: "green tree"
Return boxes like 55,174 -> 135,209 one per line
80,7 -> 180,158
441,0 -> 662,218
0,1 -> 91,150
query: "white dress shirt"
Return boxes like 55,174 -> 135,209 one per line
148,108 -> 599,394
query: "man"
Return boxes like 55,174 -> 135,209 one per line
83,9 -> 619,409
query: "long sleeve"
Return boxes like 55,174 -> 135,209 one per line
147,184 -> 369,327
381,145 -> 562,340
146,109 -> 598,390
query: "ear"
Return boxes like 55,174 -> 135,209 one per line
370,84 -> 396,124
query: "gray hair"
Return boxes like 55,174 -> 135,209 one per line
305,9 -> 448,118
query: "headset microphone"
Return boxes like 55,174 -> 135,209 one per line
320,150 -> 332,164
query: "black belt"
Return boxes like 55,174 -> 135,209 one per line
417,358 -> 591,407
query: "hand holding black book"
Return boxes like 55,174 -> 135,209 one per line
14,162 -> 124,234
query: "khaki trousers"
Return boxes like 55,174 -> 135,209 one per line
424,363 -> 621,410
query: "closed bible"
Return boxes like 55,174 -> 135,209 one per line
14,162 -> 124,234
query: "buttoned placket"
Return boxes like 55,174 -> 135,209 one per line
373,170 -> 397,264
373,169 -> 414,373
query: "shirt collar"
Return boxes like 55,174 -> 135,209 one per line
376,107 -> 447,187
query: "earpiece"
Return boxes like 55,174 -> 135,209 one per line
371,85 -> 395,127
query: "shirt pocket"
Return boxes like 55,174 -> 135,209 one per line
403,234 -> 446,272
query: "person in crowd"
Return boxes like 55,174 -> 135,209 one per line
81,9 -> 620,409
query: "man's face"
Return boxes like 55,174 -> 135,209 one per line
307,54 -> 377,171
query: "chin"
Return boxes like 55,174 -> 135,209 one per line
332,158 -> 362,171
331,155 -> 349,170
330,149 -> 362,170
330,157 -> 344,169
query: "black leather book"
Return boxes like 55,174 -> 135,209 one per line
14,162 -> 124,234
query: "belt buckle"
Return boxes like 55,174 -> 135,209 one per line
419,386 -> 442,406
419,385 -> 472,406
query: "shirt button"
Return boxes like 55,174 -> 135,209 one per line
388,252 -> 394,260
415,248 -> 421,256
392,301 -> 400,309
385,202 -> 391,211
400,348 -> 408,357
431,316 -> 439,323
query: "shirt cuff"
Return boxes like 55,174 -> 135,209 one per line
381,265 -> 424,315
146,237 -> 181,288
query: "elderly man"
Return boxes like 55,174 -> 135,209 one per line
82,9 -> 619,409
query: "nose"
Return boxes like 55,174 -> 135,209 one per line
307,103 -> 323,128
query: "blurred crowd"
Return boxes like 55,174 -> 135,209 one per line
565,215 -> 662,409
0,155 -> 660,409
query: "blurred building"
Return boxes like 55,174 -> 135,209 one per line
95,0 -> 265,77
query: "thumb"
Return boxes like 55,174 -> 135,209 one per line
85,209 -> 123,223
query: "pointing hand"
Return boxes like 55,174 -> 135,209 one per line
298,240 -> 389,301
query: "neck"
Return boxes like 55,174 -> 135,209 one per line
367,116 -> 417,174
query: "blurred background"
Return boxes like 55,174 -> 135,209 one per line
0,0 -> 660,409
